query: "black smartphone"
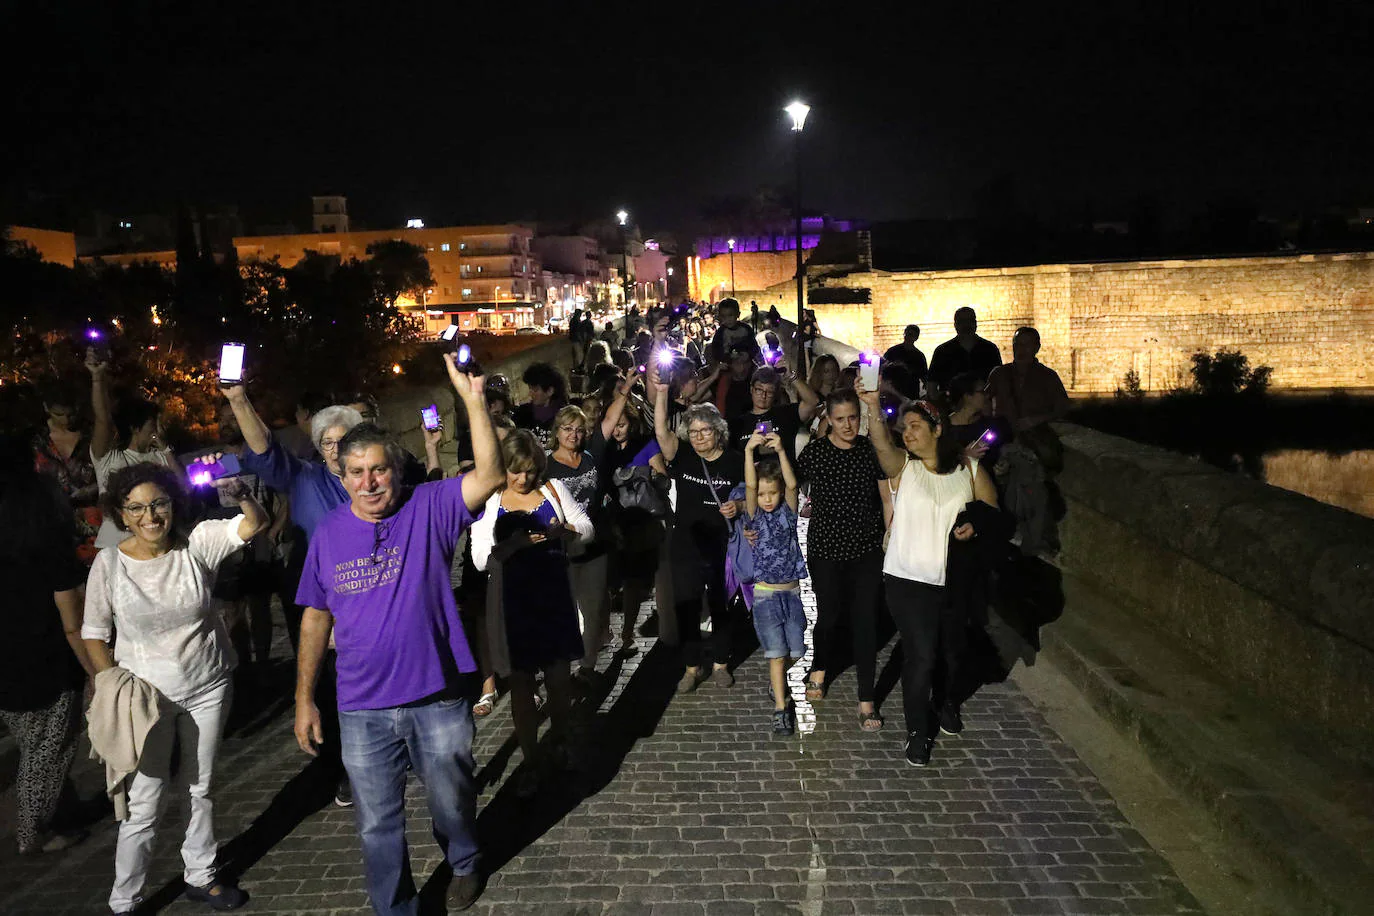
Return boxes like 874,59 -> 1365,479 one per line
421,404 -> 441,431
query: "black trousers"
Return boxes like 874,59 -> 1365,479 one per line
884,575 -> 966,739
808,548 -> 885,702
670,532 -> 733,669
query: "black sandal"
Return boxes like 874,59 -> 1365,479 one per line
805,677 -> 825,701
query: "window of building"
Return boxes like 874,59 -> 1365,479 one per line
459,242 -> 467,250
477,265 -> 483,273
462,288 -> 473,298
441,243 -> 450,251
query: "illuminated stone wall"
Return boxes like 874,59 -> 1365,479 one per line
691,250 -> 813,304
812,252 -> 1374,392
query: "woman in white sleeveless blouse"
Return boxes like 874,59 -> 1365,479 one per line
859,386 -> 998,769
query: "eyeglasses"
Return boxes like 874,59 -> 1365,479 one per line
319,438 -> 342,451
557,424 -> 584,434
122,498 -> 172,518
371,519 -> 392,566
688,428 -> 714,439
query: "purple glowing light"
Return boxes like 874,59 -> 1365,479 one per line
190,470 -> 213,487
86,328 -> 103,340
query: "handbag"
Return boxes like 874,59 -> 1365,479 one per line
611,465 -> 670,519
699,456 -> 754,588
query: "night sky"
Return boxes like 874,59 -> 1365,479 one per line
6,1 -> 1371,236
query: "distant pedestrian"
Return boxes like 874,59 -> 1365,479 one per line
928,307 -> 1003,395
883,324 -> 929,395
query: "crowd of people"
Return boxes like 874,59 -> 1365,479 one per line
1,295 -> 1070,916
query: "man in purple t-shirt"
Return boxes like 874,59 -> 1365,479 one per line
294,354 -> 503,915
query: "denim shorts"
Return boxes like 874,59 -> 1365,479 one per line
753,587 -> 807,659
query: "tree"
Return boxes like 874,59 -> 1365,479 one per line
365,239 -> 434,309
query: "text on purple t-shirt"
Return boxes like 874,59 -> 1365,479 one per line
296,476 -> 480,711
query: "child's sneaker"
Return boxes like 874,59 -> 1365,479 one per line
772,707 -> 795,737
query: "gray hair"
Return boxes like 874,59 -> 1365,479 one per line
311,405 -> 364,452
336,423 -> 411,476
679,402 -> 729,451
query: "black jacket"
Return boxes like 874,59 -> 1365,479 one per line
946,500 -> 1014,627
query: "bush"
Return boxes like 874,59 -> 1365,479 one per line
1188,349 -> 1272,397
1114,369 -> 1145,401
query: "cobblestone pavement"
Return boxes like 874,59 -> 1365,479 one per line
0,519 -> 1203,915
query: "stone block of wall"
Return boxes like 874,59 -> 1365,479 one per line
1055,422 -> 1374,745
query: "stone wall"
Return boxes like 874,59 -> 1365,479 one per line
691,250 -> 813,304
1055,422 -> 1374,745
811,252 -> 1374,392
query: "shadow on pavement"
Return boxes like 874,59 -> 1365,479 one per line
873,555 -> 1067,722
427,640 -> 678,898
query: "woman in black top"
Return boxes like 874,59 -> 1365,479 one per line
795,389 -> 890,730
512,362 -> 568,448
0,437 -> 96,855
653,386 -> 747,693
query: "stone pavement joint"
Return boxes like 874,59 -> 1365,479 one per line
0,519 -> 1204,915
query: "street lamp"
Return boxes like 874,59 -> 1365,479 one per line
616,208 -> 632,313
785,100 -> 810,369
727,237 -> 736,296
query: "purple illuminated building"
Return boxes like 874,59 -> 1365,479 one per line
694,216 -> 855,260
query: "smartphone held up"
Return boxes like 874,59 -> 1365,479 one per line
440,325 -> 482,375
186,453 -> 242,488
219,342 -> 246,386
421,404 -> 442,432
858,352 -> 881,392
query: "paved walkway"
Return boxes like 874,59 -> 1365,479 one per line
0,520 -> 1202,915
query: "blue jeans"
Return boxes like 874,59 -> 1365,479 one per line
339,695 -> 480,916
752,587 -> 807,659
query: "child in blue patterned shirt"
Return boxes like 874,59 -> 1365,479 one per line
744,427 -> 808,736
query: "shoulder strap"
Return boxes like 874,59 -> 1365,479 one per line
543,482 -> 567,523
699,455 -> 724,508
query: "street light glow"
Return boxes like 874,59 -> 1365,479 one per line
616,209 -> 629,226
785,100 -> 810,132
728,238 -> 736,250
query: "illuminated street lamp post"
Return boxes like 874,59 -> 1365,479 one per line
727,237 -> 736,296
616,208 -> 632,311
785,100 -> 810,368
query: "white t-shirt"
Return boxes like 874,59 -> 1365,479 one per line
82,518 -> 246,702
93,446 -> 175,549
882,458 -> 976,587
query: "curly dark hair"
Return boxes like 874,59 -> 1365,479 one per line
101,462 -> 195,534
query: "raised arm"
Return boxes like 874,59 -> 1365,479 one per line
423,424 -> 444,477
447,355 -> 503,513
223,385 -> 273,456
857,382 -> 906,478
791,371 -> 821,423
653,381 -> 679,462
88,351 -> 115,461
600,366 -> 641,440
769,431 -> 800,512
743,434 -> 760,516
215,475 -> 270,542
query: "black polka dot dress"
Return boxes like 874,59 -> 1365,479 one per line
796,436 -> 888,561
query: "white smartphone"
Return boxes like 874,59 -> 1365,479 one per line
219,342 -> 246,385
859,353 -> 880,392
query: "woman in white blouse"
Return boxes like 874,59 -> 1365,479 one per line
860,387 -> 998,770
83,462 -> 267,914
